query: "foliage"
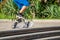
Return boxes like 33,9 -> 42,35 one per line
0,0 -> 60,19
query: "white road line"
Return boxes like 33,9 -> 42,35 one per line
33,36 -> 60,40
0,30 -> 60,39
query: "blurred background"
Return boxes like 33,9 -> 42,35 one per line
0,0 -> 60,19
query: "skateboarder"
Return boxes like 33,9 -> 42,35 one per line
13,0 -> 30,28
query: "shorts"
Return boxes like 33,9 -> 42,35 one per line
13,0 -> 30,9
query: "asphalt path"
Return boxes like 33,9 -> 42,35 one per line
0,19 -> 60,31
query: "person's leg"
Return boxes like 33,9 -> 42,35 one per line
17,6 -> 28,19
13,6 -> 28,29
19,6 -> 28,14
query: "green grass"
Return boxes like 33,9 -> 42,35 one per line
0,0 -> 60,19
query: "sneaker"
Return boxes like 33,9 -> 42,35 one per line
23,21 -> 33,28
13,22 -> 18,29
23,21 -> 30,28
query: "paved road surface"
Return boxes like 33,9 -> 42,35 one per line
0,19 -> 60,31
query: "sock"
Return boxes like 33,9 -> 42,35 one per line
17,12 -> 24,17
